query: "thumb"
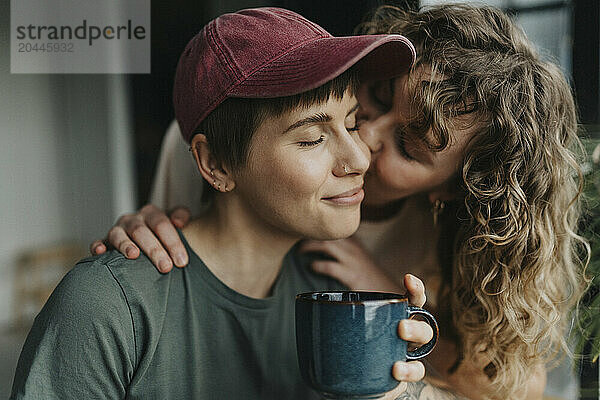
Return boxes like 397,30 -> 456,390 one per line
404,274 -> 426,307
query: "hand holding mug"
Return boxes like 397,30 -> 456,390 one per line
296,291 -> 438,399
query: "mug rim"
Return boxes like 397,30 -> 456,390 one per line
296,290 -> 408,305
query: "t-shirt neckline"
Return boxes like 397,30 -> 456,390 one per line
177,228 -> 292,310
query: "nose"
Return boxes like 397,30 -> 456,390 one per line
333,131 -> 370,177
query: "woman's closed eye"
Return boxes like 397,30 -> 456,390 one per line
347,120 -> 361,133
297,121 -> 359,147
395,128 -> 416,161
298,135 -> 325,147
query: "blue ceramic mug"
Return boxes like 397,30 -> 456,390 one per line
296,291 -> 438,399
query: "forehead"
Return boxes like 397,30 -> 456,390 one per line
391,72 -> 479,167
260,92 -> 358,132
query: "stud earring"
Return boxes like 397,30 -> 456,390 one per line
431,199 -> 445,227
343,165 -> 350,174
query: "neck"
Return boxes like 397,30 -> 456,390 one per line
361,198 -> 407,222
182,194 -> 299,299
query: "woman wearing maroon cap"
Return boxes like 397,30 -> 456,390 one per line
92,4 -> 587,400
11,8 -> 442,400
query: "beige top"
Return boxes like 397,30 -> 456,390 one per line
354,196 -> 442,304
149,120 -> 206,215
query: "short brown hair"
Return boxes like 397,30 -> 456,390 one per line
193,68 -> 359,171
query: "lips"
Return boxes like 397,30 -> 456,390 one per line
322,186 -> 365,206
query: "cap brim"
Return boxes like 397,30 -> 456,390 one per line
228,34 -> 415,98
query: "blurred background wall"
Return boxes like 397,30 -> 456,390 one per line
1,0 -> 598,398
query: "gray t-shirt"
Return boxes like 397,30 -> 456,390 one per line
11,234 -> 343,399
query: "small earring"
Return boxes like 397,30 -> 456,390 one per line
431,199 -> 445,227
343,165 -> 350,174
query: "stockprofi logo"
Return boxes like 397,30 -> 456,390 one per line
15,20 -> 147,46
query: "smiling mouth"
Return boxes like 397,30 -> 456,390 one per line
322,186 -> 365,206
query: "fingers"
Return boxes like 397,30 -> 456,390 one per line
126,222 -> 174,273
90,240 -> 106,255
298,239 -> 354,263
392,361 -> 425,382
103,204 -> 190,273
145,210 -> 188,267
298,240 -> 339,259
398,319 -> 434,345
169,206 -> 191,229
109,216 -> 172,272
404,274 -> 426,307
107,226 -> 141,260
311,260 -> 354,287
393,318 -> 429,383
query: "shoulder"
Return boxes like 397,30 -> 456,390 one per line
28,250 -> 170,364
68,249 -> 161,289
11,252 -> 142,399
91,249 -> 167,284
45,250 -> 167,320
40,252 -> 136,322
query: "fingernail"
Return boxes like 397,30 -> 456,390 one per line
125,246 -> 135,258
174,253 -> 187,266
159,259 -> 171,272
393,362 -> 407,380
408,274 -> 419,286
398,320 -> 410,338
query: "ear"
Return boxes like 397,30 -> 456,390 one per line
190,134 -> 236,192
427,180 -> 458,205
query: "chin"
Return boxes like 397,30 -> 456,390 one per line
317,215 -> 361,240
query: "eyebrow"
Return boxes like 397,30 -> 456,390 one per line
282,102 -> 360,134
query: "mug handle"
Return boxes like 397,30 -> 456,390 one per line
405,306 -> 439,361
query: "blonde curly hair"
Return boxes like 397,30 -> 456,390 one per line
359,3 -> 589,398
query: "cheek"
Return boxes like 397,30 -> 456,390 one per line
368,150 -> 439,202
373,150 -> 416,190
250,148 -> 327,204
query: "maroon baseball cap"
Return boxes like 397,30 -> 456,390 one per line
174,7 -> 415,143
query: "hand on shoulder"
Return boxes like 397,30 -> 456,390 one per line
90,204 -> 191,272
